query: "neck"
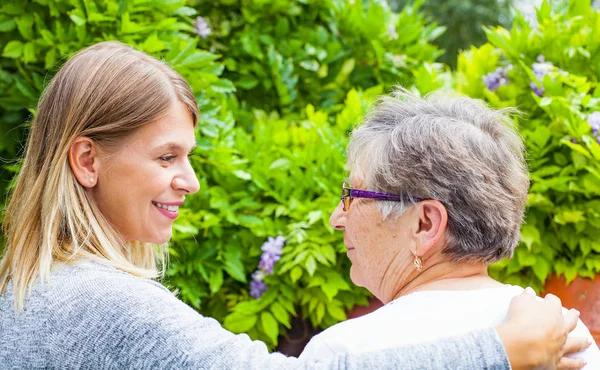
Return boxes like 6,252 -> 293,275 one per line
377,256 -> 499,304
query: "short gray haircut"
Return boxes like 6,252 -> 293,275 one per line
347,88 -> 529,263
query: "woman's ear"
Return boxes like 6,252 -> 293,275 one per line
413,200 -> 448,256
68,136 -> 99,188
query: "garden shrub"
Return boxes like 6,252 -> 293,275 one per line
194,0 -> 444,116
457,0 -> 600,291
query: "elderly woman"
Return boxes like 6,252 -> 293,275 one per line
300,88 -> 600,367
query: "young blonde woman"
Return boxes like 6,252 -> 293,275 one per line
0,41 -> 588,369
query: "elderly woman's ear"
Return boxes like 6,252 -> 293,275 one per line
413,200 -> 448,256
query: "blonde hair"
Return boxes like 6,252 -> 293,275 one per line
0,41 -> 199,310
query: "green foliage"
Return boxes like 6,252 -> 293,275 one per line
457,0 -> 600,291
390,0 -> 513,68
194,0 -> 444,117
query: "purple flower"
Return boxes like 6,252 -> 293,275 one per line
530,81 -> 544,97
530,55 -> 554,97
194,16 -> 211,38
588,112 -> 600,135
261,236 -> 285,255
483,67 -> 510,91
249,236 -> 286,298
250,274 -> 268,298
258,252 -> 279,274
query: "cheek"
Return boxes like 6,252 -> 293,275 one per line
352,228 -> 387,285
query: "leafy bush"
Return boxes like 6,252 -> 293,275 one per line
389,0 -> 513,68
194,0 -> 443,116
456,0 -> 600,291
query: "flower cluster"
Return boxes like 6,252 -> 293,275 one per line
249,236 -> 286,298
588,112 -> 600,144
530,55 -> 554,97
483,66 -> 511,91
194,16 -> 211,38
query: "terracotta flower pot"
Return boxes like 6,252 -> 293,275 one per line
543,274 -> 600,345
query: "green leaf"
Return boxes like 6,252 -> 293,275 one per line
224,246 -> 247,282
520,224 -> 541,251
15,14 -> 33,39
209,269 -> 224,294
237,75 -> 259,90
224,312 -> 257,333
269,158 -> 290,170
532,257 -> 551,282
22,42 -> 35,63
68,10 -> 86,26
326,302 -> 347,321
174,6 -> 197,16
3,41 -> 23,58
270,302 -> 290,329
0,18 -> 16,32
261,311 -> 279,344
290,266 -> 303,283
233,170 -> 251,180
305,255 -> 317,276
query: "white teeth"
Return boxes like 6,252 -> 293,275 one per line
153,202 -> 179,212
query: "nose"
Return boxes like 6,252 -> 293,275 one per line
172,160 -> 200,194
329,201 -> 345,231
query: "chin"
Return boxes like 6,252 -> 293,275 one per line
349,266 -> 364,288
147,231 -> 172,244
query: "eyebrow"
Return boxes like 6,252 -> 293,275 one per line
155,142 -> 197,152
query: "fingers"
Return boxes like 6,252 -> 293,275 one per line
557,356 -> 586,370
563,336 -> 592,356
563,309 -> 581,334
544,293 -> 562,308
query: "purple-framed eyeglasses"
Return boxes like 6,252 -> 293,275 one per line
341,182 -> 427,212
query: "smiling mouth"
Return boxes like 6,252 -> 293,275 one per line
152,201 -> 180,212
152,201 -> 180,220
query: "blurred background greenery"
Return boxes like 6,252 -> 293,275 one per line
1,0 -> 600,350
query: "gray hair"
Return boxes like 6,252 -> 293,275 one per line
347,87 -> 529,263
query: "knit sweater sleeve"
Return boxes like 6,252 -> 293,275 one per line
48,269 -> 510,369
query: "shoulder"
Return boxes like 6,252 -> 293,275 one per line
301,302 -> 398,360
40,261 -> 226,367
46,260 -> 201,324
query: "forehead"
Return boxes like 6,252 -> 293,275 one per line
128,101 -> 196,150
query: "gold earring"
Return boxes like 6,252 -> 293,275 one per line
412,249 -> 423,272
